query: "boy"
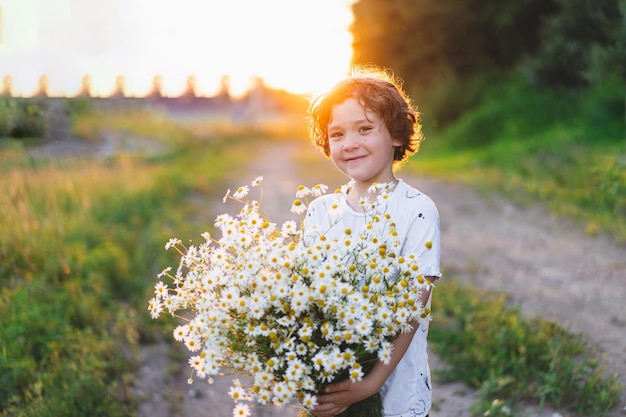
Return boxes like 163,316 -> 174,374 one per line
304,66 -> 442,417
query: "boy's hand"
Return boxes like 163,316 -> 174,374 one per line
311,378 -> 376,417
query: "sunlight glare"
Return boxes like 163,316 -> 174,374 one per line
0,0 -> 355,97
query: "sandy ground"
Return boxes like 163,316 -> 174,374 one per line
28,132 -> 624,417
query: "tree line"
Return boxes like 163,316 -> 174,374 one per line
349,0 -> 625,125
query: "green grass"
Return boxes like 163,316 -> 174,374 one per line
0,109 -> 256,416
410,75 -> 626,243
430,280 -> 623,417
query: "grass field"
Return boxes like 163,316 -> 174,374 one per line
0,110 -> 258,416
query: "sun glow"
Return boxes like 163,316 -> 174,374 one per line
0,0 -> 355,97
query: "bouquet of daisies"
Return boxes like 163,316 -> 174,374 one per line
149,177 -> 433,417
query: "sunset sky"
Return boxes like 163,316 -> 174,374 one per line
0,0 -> 355,97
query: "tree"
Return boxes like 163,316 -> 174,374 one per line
350,0 -> 557,93
526,0 -> 625,87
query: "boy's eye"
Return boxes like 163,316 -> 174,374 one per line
359,126 -> 373,133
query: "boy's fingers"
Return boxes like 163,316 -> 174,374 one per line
326,379 -> 350,392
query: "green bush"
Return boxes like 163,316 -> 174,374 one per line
415,75 -> 626,242
0,97 -> 19,137
438,74 -> 624,149
13,100 -> 46,138
64,97 -> 94,118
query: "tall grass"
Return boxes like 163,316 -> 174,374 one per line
1,149 -> 163,416
0,110 -> 254,416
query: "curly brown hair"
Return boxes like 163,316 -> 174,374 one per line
308,66 -> 423,167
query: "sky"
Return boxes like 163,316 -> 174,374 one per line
0,0 -> 355,97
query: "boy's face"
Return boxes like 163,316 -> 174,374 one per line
327,98 -> 401,187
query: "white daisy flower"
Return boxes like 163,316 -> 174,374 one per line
232,185 -> 249,199
232,403 -> 251,417
280,220 -> 298,237
222,188 -> 231,203
164,238 -> 181,250
301,392 -> 318,409
295,185 -> 311,198
290,199 -> 307,214
311,183 -> 328,197
148,297 -> 162,319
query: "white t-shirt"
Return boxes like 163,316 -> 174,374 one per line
304,178 -> 442,417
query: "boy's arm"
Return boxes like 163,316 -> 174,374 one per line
312,276 -> 438,417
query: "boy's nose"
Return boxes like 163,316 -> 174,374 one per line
343,132 -> 359,150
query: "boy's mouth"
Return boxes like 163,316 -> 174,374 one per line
345,155 -> 366,163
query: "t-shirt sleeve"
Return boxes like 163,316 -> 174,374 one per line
403,198 -> 442,279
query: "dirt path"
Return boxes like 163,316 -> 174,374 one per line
413,176 -> 626,417
135,139 -> 625,417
